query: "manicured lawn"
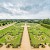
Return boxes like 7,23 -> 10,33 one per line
0,23 -> 24,48
28,23 -> 50,48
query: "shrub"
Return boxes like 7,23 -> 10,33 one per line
41,23 -> 50,29
6,44 -> 10,48
12,45 -> 18,48
2,23 -> 5,26
0,23 -> 1,26
41,44 -> 45,48
48,43 -> 50,47
33,44 -> 39,48
45,42 -> 46,45
5,42 -> 7,45
0,43 -> 3,47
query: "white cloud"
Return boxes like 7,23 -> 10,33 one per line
32,11 -> 50,19
0,13 -> 13,19
0,0 -> 50,19
0,10 -> 50,19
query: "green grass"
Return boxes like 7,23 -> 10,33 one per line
0,23 -> 24,48
28,23 -> 50,48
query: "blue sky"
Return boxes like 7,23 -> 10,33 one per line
0,0 -> 50,19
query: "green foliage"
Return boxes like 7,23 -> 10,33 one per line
33,44 -> 39,48
0,20 -> 14,26
28,23 -> 50,48
48,43 -> 50,47
41,44 -> 45,48
42,19 -> 50,25
41,23 -> 50,29
0,43 -> 3,47
0,23 -> 24,48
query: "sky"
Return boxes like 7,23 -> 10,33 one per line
0,0 -> 50,19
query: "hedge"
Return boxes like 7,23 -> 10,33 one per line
40,23 -> 50,29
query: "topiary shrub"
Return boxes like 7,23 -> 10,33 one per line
12,45 -> 18,48
33,44 -> 39,48
6,44 -> 10,48
45,42 -> 46,45
48,43 -> 50,47
5,41 -> 7,45
0,43 -> 3,48
41,23 -> 50,29
41,44 -> 45,48
0,24 -> 1,26
2,23 -> 5,26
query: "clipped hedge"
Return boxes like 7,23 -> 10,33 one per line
6,44 -> 10,48
41,44 -> 45,48
33,44 -> 39,48
48,43 -> 50,47
40,23 -> 50,29
0,43 -> 3,48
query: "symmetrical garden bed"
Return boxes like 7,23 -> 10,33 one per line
28,23 -> 50,48
0,23 -> 24,48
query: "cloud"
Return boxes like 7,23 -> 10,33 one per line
0,0 -> 50,19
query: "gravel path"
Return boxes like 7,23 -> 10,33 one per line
20,23 -> 31,50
